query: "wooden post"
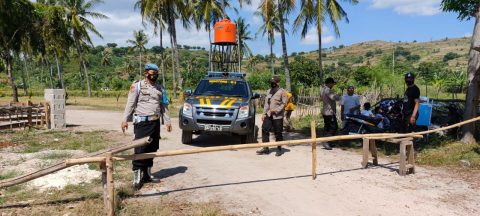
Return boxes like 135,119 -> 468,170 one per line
106,153 -> 115,216
361,138 -> 369,168
407,142 -> 415,174
399,141 -> 407,176
369,139 -> 378,166
311,121 -> 317,180
100,162 -> 108,214
27,107 -> 32,129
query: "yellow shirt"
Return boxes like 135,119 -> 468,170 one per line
285,92 -> 295,111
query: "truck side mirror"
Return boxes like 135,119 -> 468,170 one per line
185,89 -> 192,96
251,93 -> 260,99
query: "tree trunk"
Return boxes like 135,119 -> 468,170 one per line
462,10 -> 480,144
209,27 -> 213,71
270,37 -> 274,75
139,51 -> 142,78
278,3 -> 291,91
6,55 -> 19,102
160,29 -> 166,88
317,28 -> 323,84
49,61 -> 54,89
21,58 -> 27,96
74,39 -> 91,97
83,60 -> 92,97
168,4 -> 182,92
169,33 -> 177,98
55,52 -> 64,89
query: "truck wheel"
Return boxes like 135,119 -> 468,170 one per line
240,128 -> 255,144
182,130 -> 193,144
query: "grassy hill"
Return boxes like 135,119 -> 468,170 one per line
294,37 -> 470,71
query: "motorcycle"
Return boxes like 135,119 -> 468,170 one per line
340,114 -> 385,135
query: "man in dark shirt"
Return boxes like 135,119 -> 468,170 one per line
402,72 -> 420,132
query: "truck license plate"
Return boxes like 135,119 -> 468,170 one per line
205,124 -> 222,131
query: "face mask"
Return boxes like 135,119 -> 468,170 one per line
147,74 -> 159,82
270,82 -> 277,88
406,80 -> 414,86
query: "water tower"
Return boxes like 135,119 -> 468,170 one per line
210,18 -> 241,72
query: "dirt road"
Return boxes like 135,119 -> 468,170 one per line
67,107 -> 479,216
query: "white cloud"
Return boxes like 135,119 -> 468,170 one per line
370,0 -> 441,16
300,28 -> 335,45
90,12 -> 210,48
464,32 -> 473,37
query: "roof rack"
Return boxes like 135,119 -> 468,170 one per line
207,71 -> 245,79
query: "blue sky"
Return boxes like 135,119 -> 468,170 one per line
90,0 -> 474,55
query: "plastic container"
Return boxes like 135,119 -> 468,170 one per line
416,103 -> 432,126
214,18 -> 237,44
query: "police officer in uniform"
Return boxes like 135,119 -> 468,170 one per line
256,76 -> 288,156
121,63 -> 172,189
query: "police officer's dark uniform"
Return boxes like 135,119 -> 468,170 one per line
402,72 -> 420,133
256,76 -> 288,156
121,63 -> 171,189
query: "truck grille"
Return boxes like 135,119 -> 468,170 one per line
197,119 -> 232,125
195,107 -> 236,118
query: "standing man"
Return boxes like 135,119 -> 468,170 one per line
121,63 -> 172,190
340,85 -> 361,128
321,77 -> 341,150
256,75 -> 288,156
402,72 -> 420,132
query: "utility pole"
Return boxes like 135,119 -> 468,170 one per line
392,45 -> 395,75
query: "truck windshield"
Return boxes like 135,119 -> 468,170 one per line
194,80 -> 248,97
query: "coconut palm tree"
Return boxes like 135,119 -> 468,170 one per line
137,0 -> 190,97
256,3 -> 281,75
127,30 -> 149,77
58,0 -> 108,97
237,17 -> 253,72
294,0 -> 357,84
37,3 -> 74,90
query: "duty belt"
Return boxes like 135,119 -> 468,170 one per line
133,115 -> 159,123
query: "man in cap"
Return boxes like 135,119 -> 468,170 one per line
321,77 -> 341,150
256,75 -> 288,156
402,72 -> 420,132
121,63 -> 172,190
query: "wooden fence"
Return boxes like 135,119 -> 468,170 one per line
0,101 -> 50,130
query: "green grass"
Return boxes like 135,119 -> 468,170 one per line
417,141 -> 480,169
0,170 -> 20,180
0,129 -> 113,153
291,114 -> 325,135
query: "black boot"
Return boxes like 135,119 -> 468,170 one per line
142,167 -> 160,183
322,142 -> 332,150
133,169 -> 144,190
256,147 -> 270,155
275,146 -> 283,156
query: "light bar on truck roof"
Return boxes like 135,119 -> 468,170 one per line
207,71 -> 245,79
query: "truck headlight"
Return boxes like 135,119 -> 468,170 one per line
238,105 -> 249,119
182,103 -> 193,117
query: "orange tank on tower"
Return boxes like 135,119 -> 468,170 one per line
214,18 -> 237,44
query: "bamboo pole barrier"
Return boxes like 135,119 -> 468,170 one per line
311,121 -> 317,180
0,138 -> 148,188
66,133 -> 424,165
67,113 -> 480,166
106,152 -> 115,216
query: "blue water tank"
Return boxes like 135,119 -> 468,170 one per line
416,103 -> 432,126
